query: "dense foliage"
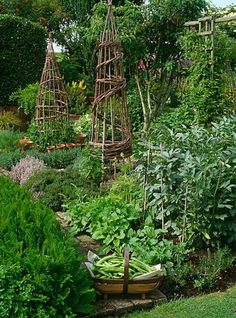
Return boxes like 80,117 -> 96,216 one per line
0,15 -> 46,106
28,119 -> 76,151
0,0 -> 66,32
177,30 -> 236,124
66,175 -> 143,254
136,116 -> 236,247
10,83 -> 39,120
0,130 -> 24,152
66,80 -> 89,115
0,147 -> 82,171
78,0 -> 208,133
25,148 -> 103,211
0,0 -> 235,304
0,176 -> 95,317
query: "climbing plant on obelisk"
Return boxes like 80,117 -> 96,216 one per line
91,0 -> 132,161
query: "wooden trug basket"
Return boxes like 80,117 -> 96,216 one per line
93,248 -> 163,299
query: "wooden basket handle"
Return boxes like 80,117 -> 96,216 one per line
123,247 -> 129,293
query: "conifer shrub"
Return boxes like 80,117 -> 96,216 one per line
0,176 -> 95,317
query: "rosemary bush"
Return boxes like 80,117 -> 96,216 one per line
0,176 -> 95,317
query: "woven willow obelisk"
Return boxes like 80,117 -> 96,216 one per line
35,33 -> 68,132
91,0 -> 132,160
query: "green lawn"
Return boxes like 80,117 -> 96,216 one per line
125,286 -> 236,318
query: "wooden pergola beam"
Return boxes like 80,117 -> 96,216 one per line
184,15 -> 236,27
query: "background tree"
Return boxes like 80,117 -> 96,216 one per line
73,0 -> 208,133
0,0 -> 66,31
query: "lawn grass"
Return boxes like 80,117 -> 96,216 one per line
125,285 -> 236,318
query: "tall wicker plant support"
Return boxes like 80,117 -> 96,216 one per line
91,0 -> 132,161
35,33 -> 68,132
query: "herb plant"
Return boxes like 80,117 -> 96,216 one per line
10,155 -> 45,186
193,247 -> 235,290
0,176 -> 95,317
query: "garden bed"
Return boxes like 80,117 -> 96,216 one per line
162,255 -> 236,300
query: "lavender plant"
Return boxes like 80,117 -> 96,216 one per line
10,156 -> 45,186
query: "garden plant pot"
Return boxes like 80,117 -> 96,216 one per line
76,133 -> 85,144
65,143 -> 76,149
46,145 -> 56,152
18,137 -> 34,151
55,144 -> 66,150
69,114 -> 80,121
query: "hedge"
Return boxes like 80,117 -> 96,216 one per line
0,14 -> 46,106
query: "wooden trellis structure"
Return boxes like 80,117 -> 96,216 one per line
35,33 -> 68,131
91,0 -> 132,160
185,14 -> 236,80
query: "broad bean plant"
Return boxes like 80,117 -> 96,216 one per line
136,116 -> 236,247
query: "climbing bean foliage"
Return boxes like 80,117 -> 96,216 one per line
178,31 -> 236,124
136,116 -> 236,247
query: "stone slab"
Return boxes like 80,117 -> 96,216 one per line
84,290 -> 167,318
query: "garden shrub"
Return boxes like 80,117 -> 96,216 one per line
42,147 -> 82,169
179,31 -> 236,124
193,247 -> 235,290
0,176 -> 95,317
25,161 -> 101,211
136,116 -> 236,247
0,111 -> 22,130
66,80 -> 89,115
25,168 -> 79,211
154,105 -> 194,130
27,119 -> 77,151
10,83 -> 39,120
0,149 -> 28,171
0,15 -> 46,106
10,155 -> 45,186
0,148 -> 81,171
72,147 -> 103,186
0,130 -> 24,152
